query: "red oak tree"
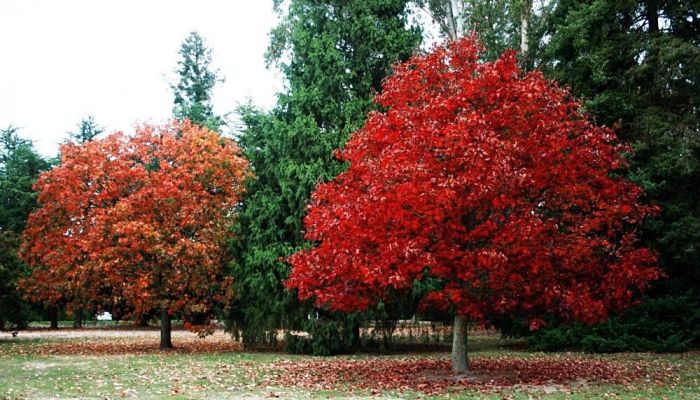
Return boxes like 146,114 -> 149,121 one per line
21,122 -> 250,347
287,37 -> 660,372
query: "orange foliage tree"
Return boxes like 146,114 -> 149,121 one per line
20,122 -> 250,347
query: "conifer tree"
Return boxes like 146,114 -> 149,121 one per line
68,116 -> 103,144
544,0 -> 699,298
526,0 -> 700,349
171,32 -> 223,131
230,0 -> 422,352
0,127 -> 50,330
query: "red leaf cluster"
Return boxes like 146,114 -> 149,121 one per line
287,36 -> 659,326
19,122 -> 250,329
269,355 -> 649,394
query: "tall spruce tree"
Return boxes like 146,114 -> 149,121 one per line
529,0 -> 700,349
68,116 -> 103,144
229,0 -> 422,352
171,32 -> 223,131
0,127 -> 51,330
0,127 -> 50,238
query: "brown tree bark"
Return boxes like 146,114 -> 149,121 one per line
73,307 -> 83,328
160,308 -> 173,349
138,313 -> 150,327
49,306 -> 59,329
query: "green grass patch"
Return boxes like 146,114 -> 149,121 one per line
0,331 -> 697,399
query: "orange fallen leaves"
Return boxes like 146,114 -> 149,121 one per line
1,332 -> 242,356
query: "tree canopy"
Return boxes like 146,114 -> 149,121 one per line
67,116 -> 103,144
287,37 -> 660,371
229,0 -> 422,352
20,122 -> 250,347
171,32 -> 224,131
0,127 -> 51,330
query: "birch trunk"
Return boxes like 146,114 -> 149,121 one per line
450,0 -> 465,40
520,0 -> 532,68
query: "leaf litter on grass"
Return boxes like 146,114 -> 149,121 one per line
0,330 -> 242,356
2,329 -> 697,398
266,354 -> 674,396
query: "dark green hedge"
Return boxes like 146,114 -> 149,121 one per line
528,294 -> 699,353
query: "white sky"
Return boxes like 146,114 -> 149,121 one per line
0,1 -> 284,157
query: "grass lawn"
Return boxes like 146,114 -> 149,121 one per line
0,329 -> 697,399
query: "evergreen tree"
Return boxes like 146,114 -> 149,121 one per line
529,0 -> 700,349
0,127 -> 51,233
0,231 -> 28,330
68,116 -> 103,144
544,0 -> 699,294
229,0 -> 422,352
0,127 -> 51,330
171,32 -> 223,131
417,0 -> 551,67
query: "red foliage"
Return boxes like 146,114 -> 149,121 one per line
287,37 -> 659,327
20,122 -> 250,332
269,355 -> 650,394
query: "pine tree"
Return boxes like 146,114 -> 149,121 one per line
0,127 -> 51,330
68,116 -> 103,144
544,0 -> 699,292
229,0 -> 422,352
531,0 -> 700,349
0,127 -> 51,234
171,32 -> 223,131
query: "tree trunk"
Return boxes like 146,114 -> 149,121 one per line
423,0 -> 466,41
451,315 -> 468,373
351,320 -> 361,350
520,0 -> 532,69
446,0 -> 465,41
49,306 -> 59,330
647,0 -> 659,33
73,307 -> 83,328
160,308 -> 173,349
138,314 -> 150,327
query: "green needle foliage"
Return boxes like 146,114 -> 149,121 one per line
543,0 -> 700,299
0,127 -> 51,237
527,0 -> 700,351
67,116 -> 103,144
228,0 -> 422,353
171,31 -> 224,131
0,127 -> 51,330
